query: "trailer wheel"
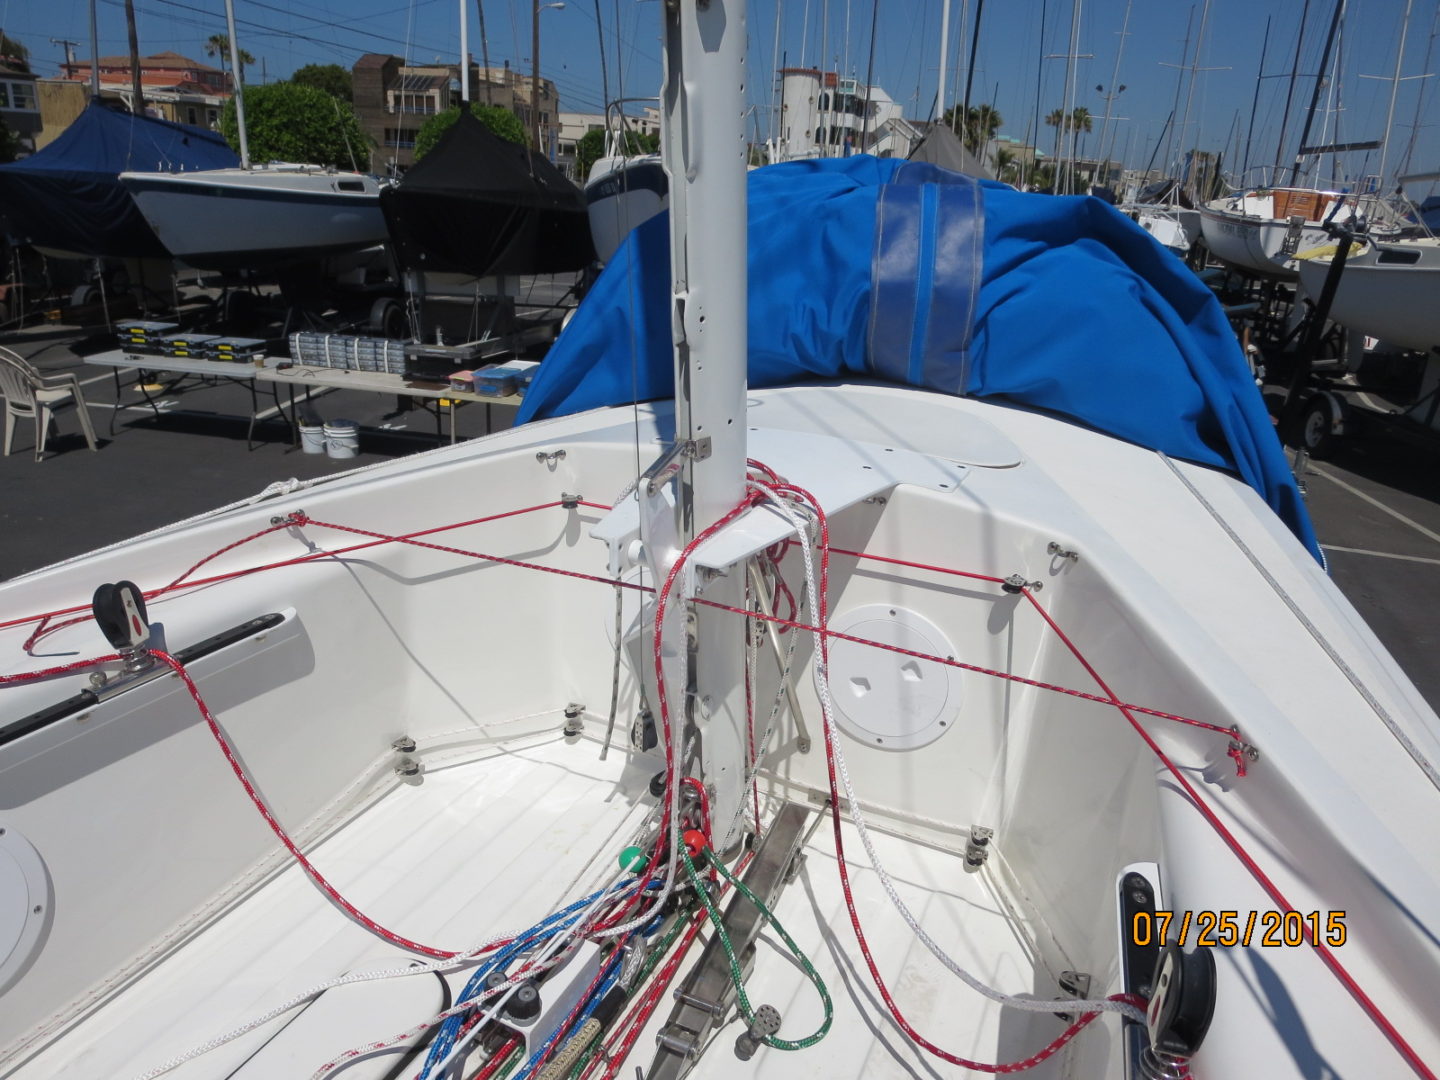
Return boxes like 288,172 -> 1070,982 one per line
1301,395 -> 1342,458
369,297 -> 407,340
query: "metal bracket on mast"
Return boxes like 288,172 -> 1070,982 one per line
641,438 -> 713,496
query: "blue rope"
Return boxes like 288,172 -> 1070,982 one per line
417,884 -> 621,1080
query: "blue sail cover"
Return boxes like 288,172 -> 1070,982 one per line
519,156 -> 1318,560
0,101 -> 237,258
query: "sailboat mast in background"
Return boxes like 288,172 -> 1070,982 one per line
223,0 -> 250,168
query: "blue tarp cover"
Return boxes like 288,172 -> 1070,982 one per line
0,101 -> 237,257
519,156 -> 1318,560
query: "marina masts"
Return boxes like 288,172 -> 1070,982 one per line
1241,17 -> 1272,181
1376,0 -> 1414,193
1288,0 -> 1344,185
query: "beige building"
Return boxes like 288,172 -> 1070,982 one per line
54,51 -> 230,131
352,54 -> 558,173
0,59 -> 41,152
555,106 -> 659,179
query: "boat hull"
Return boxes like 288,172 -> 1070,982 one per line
1131,205 -> 1201,258
120,169 -> 389,270
585,155 -> 667,264
1296,239 -> 1440,353
1198,188 -> 1359,279
1199,205 -> 1329,279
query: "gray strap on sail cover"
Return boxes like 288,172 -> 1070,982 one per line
867,162 -> 984,393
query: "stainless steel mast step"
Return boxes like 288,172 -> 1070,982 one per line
644,802 -> 811,1080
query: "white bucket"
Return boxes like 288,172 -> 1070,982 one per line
299,422 -> 326,455
324,419 -> 359,459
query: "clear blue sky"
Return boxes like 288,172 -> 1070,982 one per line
4,0 -> 1437,189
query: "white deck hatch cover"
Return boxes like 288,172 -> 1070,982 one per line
0,824 -> 49,995
821,604 -> 962,751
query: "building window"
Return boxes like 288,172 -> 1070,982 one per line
392,92 -> 438,115
186,106 -> 198,124
207,108 -> 218,126
0,85 -> 8,109
385,128 -> 417,149
12,83 -> 36,109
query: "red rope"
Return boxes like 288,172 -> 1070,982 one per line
5,500 -> 597,643
1018,590 -> 1437,1080
691,595 -> 1242,739
749,477 -> 1146,1072
147,648 -> 467,959
10,493 -> 1420,1073
467,1036 -> 521,1080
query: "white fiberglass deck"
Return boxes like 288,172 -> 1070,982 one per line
7,729 -> 1040,1080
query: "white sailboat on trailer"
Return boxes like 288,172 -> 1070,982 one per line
1297,235 -> 1440,354
2,5 -> 1439,1080
116,0 -> 388,270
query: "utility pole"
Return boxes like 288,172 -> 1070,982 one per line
87,0 -> 100,98
476,0 -> 493,105
50,37 -> 79,70
531,0 -> 541,151
124,0 -> 143,114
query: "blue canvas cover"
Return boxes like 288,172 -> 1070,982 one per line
519,156 -> 1318,560
0,101 -> 237,258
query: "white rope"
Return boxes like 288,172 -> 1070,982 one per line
129,944 -> 504,1080
309,947 -> 579,1080
422,873 -> 628,1078
757,484 -> 1144,1023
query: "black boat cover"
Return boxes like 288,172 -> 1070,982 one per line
380,111 -> 594,276
0,101 -> 237,258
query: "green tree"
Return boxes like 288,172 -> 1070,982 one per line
0,114 -> 19,163
220,82 -> 370,169
1044,107 -> 1069,169
205,34 -> 255,87
993,146 -> 1019,186
413,102 -> 527,160
941,104 -> 1002,155
0,31 -> 29,71
1070,106 -> 1093,160
574,127 -> 658,182
291,63 -> 351,102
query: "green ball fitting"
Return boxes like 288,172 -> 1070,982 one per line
619,845 -> 647,873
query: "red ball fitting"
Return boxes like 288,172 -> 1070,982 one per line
683,829 -> 709,857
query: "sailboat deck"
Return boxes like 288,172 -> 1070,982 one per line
8,730 -> 1047,1080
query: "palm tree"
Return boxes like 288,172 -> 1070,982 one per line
205,34 -> 255,89
994,146 -> 1019,186
963,104 -> 1002,156
1044,107 -> 1070,174
1070,106 -> 1094,163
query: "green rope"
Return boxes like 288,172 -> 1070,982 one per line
565,903 -> 697,1079
682,847 -> 833,1052
494,1043 -> 525,1080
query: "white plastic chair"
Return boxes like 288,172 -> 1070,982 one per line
0,346 -> 99,462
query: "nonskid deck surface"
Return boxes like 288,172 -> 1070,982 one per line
10,731 -> 1045,1080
